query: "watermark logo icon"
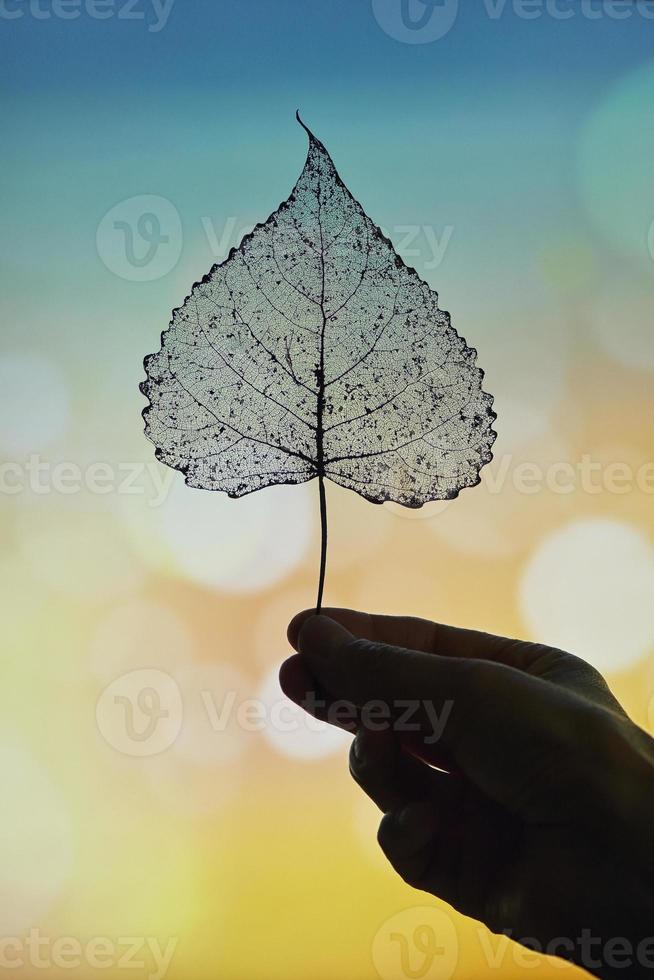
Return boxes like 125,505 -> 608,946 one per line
96,669 -> 183,757
372,906 -> 459,980
96,194 -> 182,281
372,0 -> 459,43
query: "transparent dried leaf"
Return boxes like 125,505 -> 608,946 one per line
141,115 -> 496,605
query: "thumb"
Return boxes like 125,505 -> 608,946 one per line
298,614 -> 457,719
298,615 -> 610,822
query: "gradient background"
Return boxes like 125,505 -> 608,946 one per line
3,1 -> 654,977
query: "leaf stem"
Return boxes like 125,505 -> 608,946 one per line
316,474 -> 327,613
315,177 -> 328,615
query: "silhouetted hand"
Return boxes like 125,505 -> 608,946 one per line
281,609 -> 654,979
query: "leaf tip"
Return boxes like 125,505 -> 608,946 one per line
295,109 -> 314,141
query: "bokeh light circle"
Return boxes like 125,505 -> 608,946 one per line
578,61 -> 654,262
0,352 -> 69,455
256,662 -> 351,761
479,312 -> 569,456
324,482 -> 390,573
173,663 -> 252,766
253,587 -> 320,668
426,433 -> 573,559
590,272 -> 654,373
19,507 -> 145,601
520,519 -> 654,671
159,480 -> 313,593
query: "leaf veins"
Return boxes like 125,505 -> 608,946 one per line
141,114 -> 496,510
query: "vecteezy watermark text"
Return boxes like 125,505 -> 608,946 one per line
96,667 -> 454,757
0,930 -> 177,979
96,195 -> 455,283
372,0 -> 654,45
383,453 -> 654,522
3,452 -> 654,506
372,906 -> 654,979
0,455 -> 173,506
202,216 -> 454,273
480,453 -> 654,497
0,0 -> 175,31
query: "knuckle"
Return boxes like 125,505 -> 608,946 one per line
562,656 -> 623,706
552,648 -> 604,684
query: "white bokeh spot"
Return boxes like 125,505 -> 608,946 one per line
0,352 -> 69,455
591,273 -> 654,373
520,519 -> 654,672
257,662 -> 350,761
158,480 -> 313,593
173,663 -> 252,767
577,61 -> 654,261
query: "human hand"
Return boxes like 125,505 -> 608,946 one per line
281,609 -> 654,979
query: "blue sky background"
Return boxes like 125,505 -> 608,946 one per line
3,2 -> 651,337
4,0 -> 654,457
